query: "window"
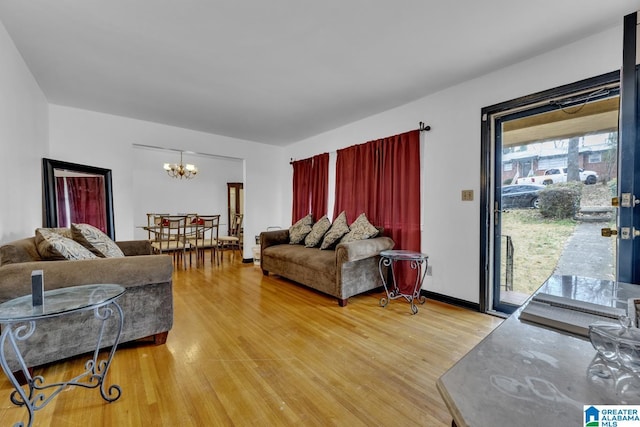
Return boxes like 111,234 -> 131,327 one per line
589,152 -> 602,163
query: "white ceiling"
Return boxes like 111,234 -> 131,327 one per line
1,1 -> 639,146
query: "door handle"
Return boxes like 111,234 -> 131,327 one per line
601,227 -> 618,237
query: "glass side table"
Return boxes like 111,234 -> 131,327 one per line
0,284 -> 125,427
378,250 -> 429,314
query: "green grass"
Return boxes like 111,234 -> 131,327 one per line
500,209 -> 577,295
498,183 -> 616,299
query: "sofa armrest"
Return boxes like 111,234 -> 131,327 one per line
260,229 -> 290,249
335,236 -> 395,265
116,240 -> 153,256
0,255 -> 173,303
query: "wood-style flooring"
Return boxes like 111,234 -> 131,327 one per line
0,253 -> 503,426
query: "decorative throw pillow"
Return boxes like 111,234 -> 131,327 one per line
304,216 -> 331,247
340,213 -> 379,244
320,211 -> 350,250
35,228 -> 98,261
289,214 -> 314,244
47,227 -> 74,239
71,223 -> 125,258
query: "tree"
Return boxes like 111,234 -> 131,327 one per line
601,132 -> 618,182
566,137 -> 580,182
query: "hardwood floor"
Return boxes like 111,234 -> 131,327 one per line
0,254 -> 502,426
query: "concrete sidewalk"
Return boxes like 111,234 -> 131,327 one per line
553,221 -> 615,281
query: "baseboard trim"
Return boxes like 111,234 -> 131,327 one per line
421,290 -> 480,312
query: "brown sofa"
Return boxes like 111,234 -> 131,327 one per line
260,229 -> 394,306
0,230 -> 173,371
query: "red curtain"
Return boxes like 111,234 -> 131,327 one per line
291,154 -> 329,223
291,158 -> 313,223
334,143 -> 380,221
378,131 -> 421,254
56,176 -> 107,232
334,130 -> 421,290
310,153 -> 329,221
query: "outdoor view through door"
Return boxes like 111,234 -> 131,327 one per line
489,76 -> 620,314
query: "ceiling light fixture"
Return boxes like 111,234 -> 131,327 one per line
163,151 -> 198,179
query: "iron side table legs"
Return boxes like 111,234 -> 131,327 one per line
0,284 -> 125,427
378,250 -> 428,314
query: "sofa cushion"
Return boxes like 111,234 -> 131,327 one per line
72,223 -> 125,258
263,243 -> 337,280
289,214 -> 314,244
35,228 -> 98,261
0,237 -> 42,265
304,216 -> 331,247
341,213 -> 379,244
320,211 -> 350,250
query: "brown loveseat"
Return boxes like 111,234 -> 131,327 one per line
0,230 -> 173,371
260,229 -> 394,306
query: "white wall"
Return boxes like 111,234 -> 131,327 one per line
284,25 -> 624,304
48,105 -> 287,257
131,146 -> 243,240
0,21 -> 48,244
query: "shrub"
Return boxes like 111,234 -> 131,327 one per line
503,178 -> 513,185
539,183 -> 582,219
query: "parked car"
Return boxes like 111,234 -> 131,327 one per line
515,167 -> 598,185
501,184 -> 545,209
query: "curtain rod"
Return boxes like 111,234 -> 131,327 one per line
419,121 -> 431,132
290,122 -> 431,164
290,153 -> 333,165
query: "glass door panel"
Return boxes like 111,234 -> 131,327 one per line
492,90 -> 619,314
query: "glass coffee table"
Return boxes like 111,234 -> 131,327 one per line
0,284 -> 125,427
378,250 -> 429,314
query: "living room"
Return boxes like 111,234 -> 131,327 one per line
1,2 -> 640,425
4,3 -> 637,307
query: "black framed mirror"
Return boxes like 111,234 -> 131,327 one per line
42,158 -> 115,239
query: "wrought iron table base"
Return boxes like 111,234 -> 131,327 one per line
379,250 -> 428,314
0,301 -> 123,427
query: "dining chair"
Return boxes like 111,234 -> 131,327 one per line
180,214 -> 200,266
146,213 -> 170,241
218,213 -> 243,262
180,213 -> 198,225
187,214 -> 220,267
151,215 -> 188,269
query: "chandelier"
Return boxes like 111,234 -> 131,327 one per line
163,151 -> 198,179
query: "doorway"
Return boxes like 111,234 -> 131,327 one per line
227,182 -> 244,235
482,72 -> 620,314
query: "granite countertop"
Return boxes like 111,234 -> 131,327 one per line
437,275 -> 640,427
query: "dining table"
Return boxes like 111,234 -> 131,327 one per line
138,216 -> 226,268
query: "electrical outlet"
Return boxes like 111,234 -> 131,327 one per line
426,265 -> 433,276
461,190 -> 474,201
